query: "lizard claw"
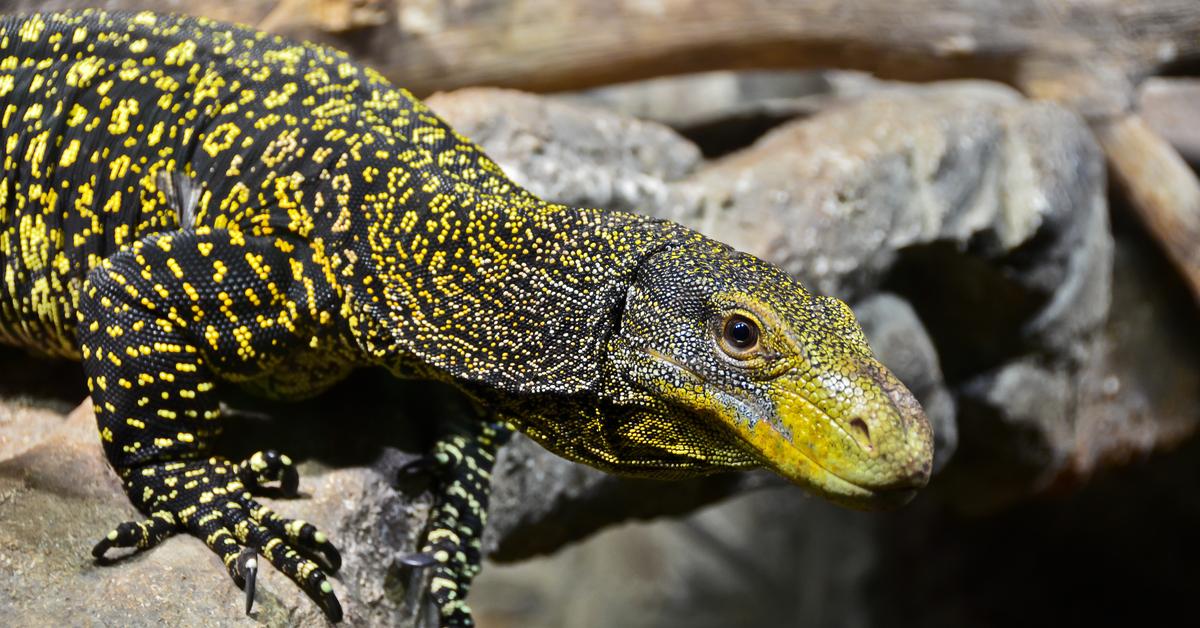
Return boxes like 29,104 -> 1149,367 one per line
400,551 -> 439,568
396,455 -> 434,477
237,547 -> 258,615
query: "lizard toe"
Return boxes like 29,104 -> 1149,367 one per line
91,510 -> 178,559
236,450 -> 300,496
243,499 -> 342,573
223,493 -> 344,622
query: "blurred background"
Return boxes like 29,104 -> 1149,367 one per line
1,1 -> 1198,627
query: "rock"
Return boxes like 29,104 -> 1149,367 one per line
557,70 -> 833,130
556,70 -> 834,157
1067,208 -> 1200,476
560,69 -> 917,157
0,392 -> 433,626
473,485 -> 878,628
434,81 -> 1178,512
671,81 -> 1109,305
0,348 -> 84,461
0,397 -> 71,461
427,88 -> 703,216
0,357 -> 768,625
484,435 -> 775,562
469,195 -> 1200,628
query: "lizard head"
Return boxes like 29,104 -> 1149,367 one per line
602,240 -> 934,510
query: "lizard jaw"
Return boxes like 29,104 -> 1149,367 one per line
633,346 -> 928,511
741,416 -> 921,511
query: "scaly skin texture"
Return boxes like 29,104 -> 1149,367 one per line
0,10 -> 933,625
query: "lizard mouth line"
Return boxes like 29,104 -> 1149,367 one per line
641,347 -> 705,382
639,348 -> 892,498
748,414 -> 899,498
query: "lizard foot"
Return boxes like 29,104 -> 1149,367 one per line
92,455 -> 343,622
403,420 -> 511,627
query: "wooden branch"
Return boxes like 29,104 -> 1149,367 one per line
253,0 -> 1200,106
1138,78 -> 1200,166
8,1 -> 1197,105
1097,114 -> 1200,306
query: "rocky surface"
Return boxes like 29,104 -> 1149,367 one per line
3,78 -> 1199,627
425,87 -> 703,216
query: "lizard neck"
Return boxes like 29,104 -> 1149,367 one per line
324,184 -> 685,399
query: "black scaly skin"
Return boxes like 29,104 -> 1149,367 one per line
0,9 -> 936,626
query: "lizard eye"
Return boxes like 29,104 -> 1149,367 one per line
719,314 -> 760,358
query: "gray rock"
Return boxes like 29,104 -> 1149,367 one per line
669,81 -> 1110,305
421,83 -> 1125,519
0,382 -> 774,627
484,435 -> 775,562
0,396 -> 72,461
427,88 -> 703,216
0,399 -> 430,626
556,70 -> 834,130
558,69 -> 919,158
0,404 -> 261,626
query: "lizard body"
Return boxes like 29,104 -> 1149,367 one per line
0,10 -> 933,625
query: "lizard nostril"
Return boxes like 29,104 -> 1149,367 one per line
849,418 -> 872,449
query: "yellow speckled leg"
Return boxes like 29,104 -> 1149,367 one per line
80,227 -> 345,621
403,420 -> 510,627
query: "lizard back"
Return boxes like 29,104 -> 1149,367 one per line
0,10 -> 427,358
